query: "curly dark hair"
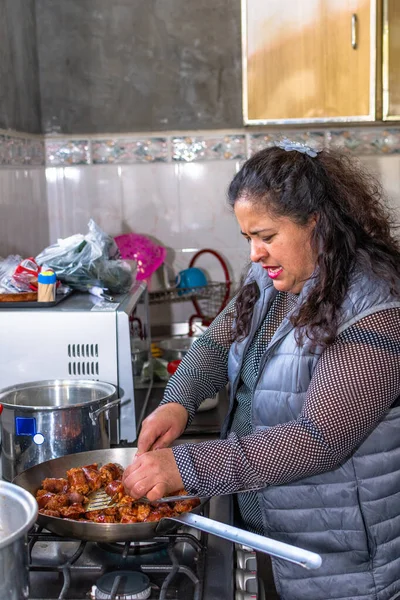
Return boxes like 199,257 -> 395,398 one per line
228,145 -> 400,346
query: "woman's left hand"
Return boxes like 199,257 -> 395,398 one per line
122,448 -> 184,501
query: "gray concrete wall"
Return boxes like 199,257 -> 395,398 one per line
35,0 -> 242,134
0,0 -> 41,133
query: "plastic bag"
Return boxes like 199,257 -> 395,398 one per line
35,220 -> 135,294
0,256 -> 43,293
0,255 -> 24,292
13,257 -> 41,291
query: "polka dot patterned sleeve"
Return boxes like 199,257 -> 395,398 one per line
172,308 -> 400,496
159,297 -> 236,422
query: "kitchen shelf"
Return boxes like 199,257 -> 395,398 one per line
149,280 -> 234,333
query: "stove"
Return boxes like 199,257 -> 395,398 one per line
26,495 -> 263,600
28,530 -> 205,600
24,387 -> 264,599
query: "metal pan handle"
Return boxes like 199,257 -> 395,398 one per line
169,512 -> 322,570
89,398 -> 121,425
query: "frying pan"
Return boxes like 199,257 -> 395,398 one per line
13,448 -> 322,569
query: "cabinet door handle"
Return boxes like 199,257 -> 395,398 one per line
351,13 -> 358,49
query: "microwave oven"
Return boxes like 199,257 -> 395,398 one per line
0,281 -> 151,444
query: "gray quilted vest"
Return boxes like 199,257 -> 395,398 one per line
223,263 -> 400,600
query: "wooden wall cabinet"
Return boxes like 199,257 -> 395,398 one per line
383,0 -> 400,120
242,0 -> 377,125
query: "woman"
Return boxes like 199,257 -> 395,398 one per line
123,141 -> 400,600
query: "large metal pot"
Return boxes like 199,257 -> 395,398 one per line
131,340 -> 149,377
0,379 -> 120,481
0,480 -> 38,600
158,337 -> 196,361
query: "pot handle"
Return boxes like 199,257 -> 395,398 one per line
89,398 -> 121,425
169,512 -> 322,570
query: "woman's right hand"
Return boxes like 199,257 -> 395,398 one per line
137,403 -> 189,454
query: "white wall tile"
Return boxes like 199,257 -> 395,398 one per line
376,157 -> 400,216
120,163 -> 180,248
359,155 -> 400,217
46,165 -> 123,240
177,161 -> 240,249
0,168 -> 49,257
28,168 -> 50,253
46,167 -> 68,242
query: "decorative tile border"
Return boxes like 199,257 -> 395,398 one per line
249,128 -> 400,157
2,127 -> 400,167
326,129 -> 400,154
46,139 -> 90,166
92,137 -> 168,164
0,133 -> 45,167
248,131 -> 326,156
172,134 -> 246,162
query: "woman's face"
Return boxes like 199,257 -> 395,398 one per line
234,199 -> 317,294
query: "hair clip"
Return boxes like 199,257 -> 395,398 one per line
275,138 -> 320,158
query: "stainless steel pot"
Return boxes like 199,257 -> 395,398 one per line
131,340 -> 149,377
0,380 -> 120,481
158,337 -> 196,361
0,480 -> 38,600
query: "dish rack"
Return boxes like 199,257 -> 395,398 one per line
149,281 -> 227,304
149,249 -> 233,335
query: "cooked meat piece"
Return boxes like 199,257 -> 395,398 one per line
120,513 -> 139,523
118,495 -> 134,506
94,514 -> 116,523
99,463 -> 123,484
136,503 -> 151,522
173,500 -> 191,513
37,489 -> 86,510
83,463 -> 98,470
36,489 -> 50,499
144,512 -> 162,522
45,493 -> 70,512
42,478 -> 68,493
67,491 -> 87,505
173,498 -> 200,513
67,468 -> 90,495
82,465 -> 102,491
59,504 -> 87,520
85,510 -> 116,523
156,503 -> 175,516
84,507 -> 118,521
39,508 -> 61,517
105,479 -> 124,499
84,510 -> 102,521
173,489 -> 189,496
119,505 -> 138,519
144,505 -> 173,522
103,507 -> 119,516
36,492 -> 55,509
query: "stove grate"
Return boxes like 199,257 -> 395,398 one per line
27,527 -> 206,600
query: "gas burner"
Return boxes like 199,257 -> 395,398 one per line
91,570 -> 151,600
98,540 -> 168,556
